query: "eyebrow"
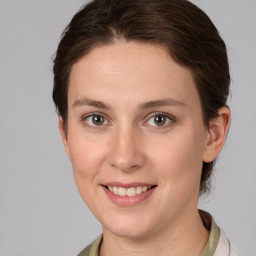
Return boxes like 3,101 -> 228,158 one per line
72,98 -> 112,110
72,97 -> 185,110
139,98 -> 185,110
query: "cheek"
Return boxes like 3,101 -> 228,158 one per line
67,128 -> 107,180
67,130 -> 109,209
149,128 -> 205,187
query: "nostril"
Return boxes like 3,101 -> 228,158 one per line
111,162 -> 140,172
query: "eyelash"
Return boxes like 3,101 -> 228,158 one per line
81,112 -> 110,129
81,112 -> 175,129
145,112 -> 175,129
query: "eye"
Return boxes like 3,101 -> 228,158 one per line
147,113 -> 173,127
84,114 -> 108,127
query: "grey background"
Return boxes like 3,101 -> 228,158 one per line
0,0 -> 255,255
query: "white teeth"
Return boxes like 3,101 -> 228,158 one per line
118,187 -> 127,196
113,186 -> 118,195
107,185 -> 153,197
127,187 -> 136,197
136,186 -> 142,195
142,186 -> 147,192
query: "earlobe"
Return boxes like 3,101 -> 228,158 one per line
58,117 -> 70,158
203,106 -> 231,163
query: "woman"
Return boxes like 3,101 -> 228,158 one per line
53,0 -> 239,255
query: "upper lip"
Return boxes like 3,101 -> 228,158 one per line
102,182 -> 156,188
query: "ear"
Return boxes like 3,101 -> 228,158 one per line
203,106 -> 231,163
58,117 -> 70,158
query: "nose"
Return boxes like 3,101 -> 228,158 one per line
109,127 -> 145,173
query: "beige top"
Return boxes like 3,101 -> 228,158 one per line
78,210 -> 239,256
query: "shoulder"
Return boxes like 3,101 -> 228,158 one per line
77,234 -> 103,256
199,210 -> 241,256
77,244 -> 91,256
214,230 -> 241,256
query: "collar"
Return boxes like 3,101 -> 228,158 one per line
78,210 -> 220,256
199,209 -> 220,256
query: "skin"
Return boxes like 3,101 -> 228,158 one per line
59,41 -> 231,256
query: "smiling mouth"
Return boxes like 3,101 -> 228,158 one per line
103,185 -> 157,197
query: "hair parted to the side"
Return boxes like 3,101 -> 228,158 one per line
53,0 -> 230,195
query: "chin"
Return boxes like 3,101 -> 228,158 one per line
103,217 -> 156,240
111,228 -> 150,240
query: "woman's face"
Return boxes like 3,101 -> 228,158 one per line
61,41 -> 211,239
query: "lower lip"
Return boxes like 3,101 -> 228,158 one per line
102,186 -> 156,207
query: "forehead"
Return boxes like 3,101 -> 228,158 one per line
68,41 -> 199,108
71,41 -> 190,81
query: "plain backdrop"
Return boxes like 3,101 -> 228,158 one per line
0,0 -> 255,255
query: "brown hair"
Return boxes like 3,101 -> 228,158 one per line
53,0 -> 230,195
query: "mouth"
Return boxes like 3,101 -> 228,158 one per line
103,185 -> 157,197
102,183 -> 157,206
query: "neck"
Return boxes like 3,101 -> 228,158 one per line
100,209 -> 209,256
